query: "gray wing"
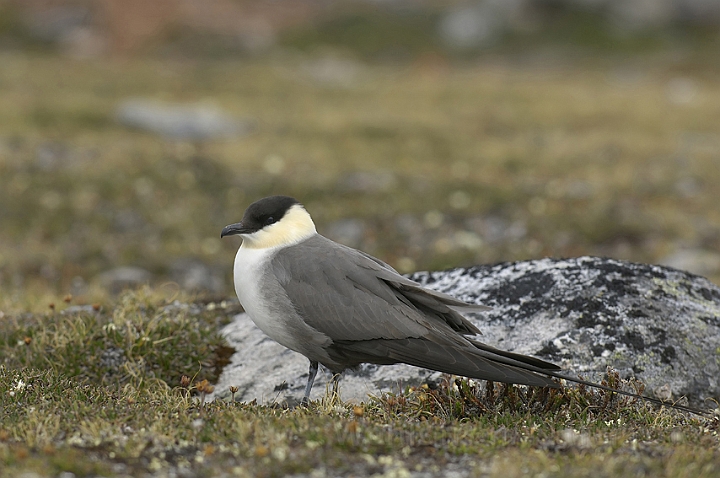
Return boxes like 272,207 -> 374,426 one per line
272,235 -> 559,386
271,235 -> 482,341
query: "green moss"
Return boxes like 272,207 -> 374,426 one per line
0,289 -> 233,388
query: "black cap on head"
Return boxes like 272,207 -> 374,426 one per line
221,196 -> 300,237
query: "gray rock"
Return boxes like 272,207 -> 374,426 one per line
212,256 -> 720,408
438,0 -> 530,50
214,315 -> 437,405
115,100 -> 253,141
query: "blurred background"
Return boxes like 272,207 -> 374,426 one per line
1,0 -> 720,308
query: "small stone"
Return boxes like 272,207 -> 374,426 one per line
438,1 -> 530,50
116,99 -> 253,141
654,384 -> 673,401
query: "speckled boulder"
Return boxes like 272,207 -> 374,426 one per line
212,256 -> 720,407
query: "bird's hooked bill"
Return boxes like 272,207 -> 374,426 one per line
221,222 -> 250,238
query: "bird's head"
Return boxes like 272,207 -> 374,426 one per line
221,195 -> 317,249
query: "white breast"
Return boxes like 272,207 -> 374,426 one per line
233,243 -> 333,361
233,245 -> 291,346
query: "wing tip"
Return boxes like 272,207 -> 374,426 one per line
449,304 -> 493,313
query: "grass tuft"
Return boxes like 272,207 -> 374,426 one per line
0,288 -> 234,390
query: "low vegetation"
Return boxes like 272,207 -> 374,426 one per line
1,290 -> 718,477
2,52 -> 720,310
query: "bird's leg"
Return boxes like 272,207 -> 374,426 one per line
330,372 -> 341,401
301,360 -> 319,406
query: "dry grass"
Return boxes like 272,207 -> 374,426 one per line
1,52 -> 720,313
1,291 -> 719,477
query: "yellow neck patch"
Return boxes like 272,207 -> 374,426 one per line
240,204 -> 317,250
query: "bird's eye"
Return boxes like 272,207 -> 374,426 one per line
264,216 -> 275,226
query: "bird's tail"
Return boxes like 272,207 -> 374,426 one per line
542,369 -> 713,416
466,338 -> 712,416
334,337 -> 714,416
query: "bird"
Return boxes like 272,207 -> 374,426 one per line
221,195 -> 708,415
